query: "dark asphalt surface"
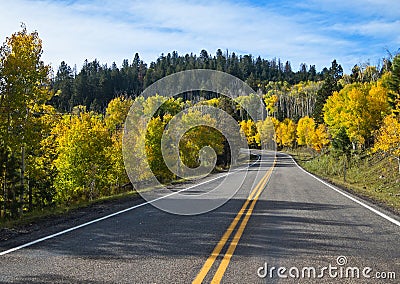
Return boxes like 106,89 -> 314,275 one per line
0,151 -> 399,283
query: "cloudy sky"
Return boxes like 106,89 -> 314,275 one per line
1,0 -> 399,73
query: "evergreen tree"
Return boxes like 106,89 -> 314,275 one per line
52,61 -> 74,112
387,54 -> 400,113
313,60 -> 343,123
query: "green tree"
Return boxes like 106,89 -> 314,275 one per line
331,127 -> 352,156
313,60 -> 343,123
387,54 -> 400,114
52,61 -> 75,112
27,105 -> 59,210
0,146 -> 21,217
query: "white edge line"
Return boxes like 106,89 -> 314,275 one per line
284,153 -> 400,227
0,154 -> 263,256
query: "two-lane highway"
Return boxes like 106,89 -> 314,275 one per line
0,151 -> 399,283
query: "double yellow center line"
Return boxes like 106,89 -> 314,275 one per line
193,156 -> 276,284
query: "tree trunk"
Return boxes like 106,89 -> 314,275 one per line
20,146 -> 25,216
2,171 -> 6,218
28,179 -> 32,212
397,157 -> 400,175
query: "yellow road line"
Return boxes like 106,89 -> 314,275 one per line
192,171 -> 269,284
211,166 -> 274,283
193,156 -> 276,284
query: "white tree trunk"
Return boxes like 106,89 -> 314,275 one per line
397,157 -> 400,175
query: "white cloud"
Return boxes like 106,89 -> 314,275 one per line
331,20 -> 400,39
301,0 -> 400,19
0,0 -> 396,73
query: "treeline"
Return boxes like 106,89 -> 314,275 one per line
51,50 -> 325,113
51,47 -> 391,125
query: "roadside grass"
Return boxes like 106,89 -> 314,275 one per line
286,148 -> 400,214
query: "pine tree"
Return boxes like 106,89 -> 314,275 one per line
387,54 -> 400,114
313,60 -> 343,123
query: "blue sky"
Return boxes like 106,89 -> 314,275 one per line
1,0 -> 399,73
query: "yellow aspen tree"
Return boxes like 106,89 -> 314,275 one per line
169,109 -> 224,171
296,116 -> 316,148
235,94 -> 264,120
145,116 -> 174,182
53,111 -> 112,203
104,97 -> 133,191
255,118 -> 275,149
105,96 -> 133,132
270,117 -> 280,130
0,25 -> 53,216
311,124 -> 330,152
281,118 -> 297,148
239,119 -> 259,148
274,122 -> 284,147
264,94 -> 278,117
373,115 -> 400,174
324,81 -> 390,148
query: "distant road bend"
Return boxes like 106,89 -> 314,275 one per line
0,151 -> 399,283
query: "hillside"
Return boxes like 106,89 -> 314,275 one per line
291,150 -> 400,214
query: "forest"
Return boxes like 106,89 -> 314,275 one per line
0,27 -> 399,220
51,49 -> 323,114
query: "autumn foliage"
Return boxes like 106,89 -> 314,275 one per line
1,26 -> 399,220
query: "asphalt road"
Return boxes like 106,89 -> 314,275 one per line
0,151 -> 399,283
